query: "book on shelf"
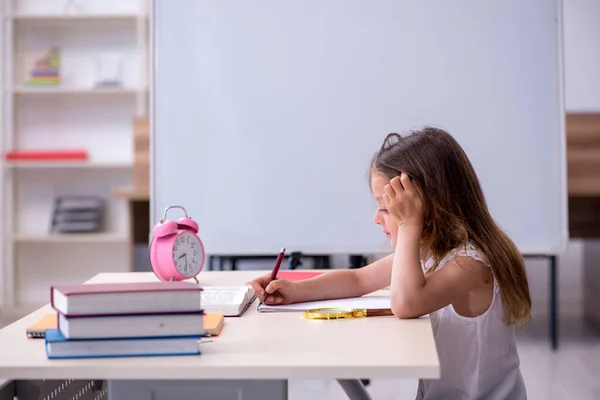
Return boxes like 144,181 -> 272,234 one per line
51,281 -> 203,316
26,46 -> 60,86
45,329 -> 202,359
50,196 -> 105,234
5,150 -> 88,161
200,285 -> 256,317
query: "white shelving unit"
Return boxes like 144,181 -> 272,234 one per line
5,160 -> 132,169
12,86 -> 143,94
11,13 -> 141,22
0,0 -> 149,312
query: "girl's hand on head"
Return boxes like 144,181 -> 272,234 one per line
383,173 -> 425,230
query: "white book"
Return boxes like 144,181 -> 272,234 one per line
200,285 -> 256,317
58,312 -> 206,339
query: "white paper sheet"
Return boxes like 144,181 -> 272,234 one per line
257,295 -> 391,312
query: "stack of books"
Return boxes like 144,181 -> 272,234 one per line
45,281 -> 205,359
26,46 -> 60,86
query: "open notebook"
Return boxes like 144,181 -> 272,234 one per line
257,295 -> 391,312
200,286 -> 256,317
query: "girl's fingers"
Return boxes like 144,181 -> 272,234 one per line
266,279 -> 285,294
265,294 -> 284,305
384,184 -> 396,200
400,173 -> 413,192
248,280 -> 266,299
390,176 -> 404,192
383,192 -> 390,207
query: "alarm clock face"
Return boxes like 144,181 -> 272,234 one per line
172,232 -> 204,277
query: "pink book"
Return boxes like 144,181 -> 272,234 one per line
277,271 -> 323,281
51,281 -> 203,317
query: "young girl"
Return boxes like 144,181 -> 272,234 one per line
249,126 -> 531,399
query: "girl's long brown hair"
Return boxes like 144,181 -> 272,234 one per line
370,126 -> 531,326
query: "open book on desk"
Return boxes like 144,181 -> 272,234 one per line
201,286 -> 256,317
257,295 -> 391,312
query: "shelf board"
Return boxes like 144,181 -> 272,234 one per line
12,86 -> 144,95
9,13 -> 145,22
5,161 -> 131,169
13,233 -> 128,244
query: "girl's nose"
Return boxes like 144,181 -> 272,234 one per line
373,211 -> 382,225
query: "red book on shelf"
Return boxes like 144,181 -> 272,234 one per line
5,150 -> 88,161
50,281 -> 203,317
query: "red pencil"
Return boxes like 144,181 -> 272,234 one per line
267,247 -> 286,286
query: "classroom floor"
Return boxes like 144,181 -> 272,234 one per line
0,313 -> 598,400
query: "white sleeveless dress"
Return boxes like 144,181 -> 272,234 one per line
415,242 -> 527,400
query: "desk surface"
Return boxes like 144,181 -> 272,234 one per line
0,271 -> 439,380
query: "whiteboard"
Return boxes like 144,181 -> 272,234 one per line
150,0 -> 568,256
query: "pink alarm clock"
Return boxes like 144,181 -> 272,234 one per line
149,205 -> 206,283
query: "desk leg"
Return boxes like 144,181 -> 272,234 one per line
337,379 -> 372,400
550,255 -> 558,350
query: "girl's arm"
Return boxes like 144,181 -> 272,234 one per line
293,253 -> 394,302
390,227 -> 487,318
384,174 -> 486,318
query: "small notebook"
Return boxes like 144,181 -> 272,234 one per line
203,312 -> 225,336
257,295 -> 391,312
26,314 -> 57,338
200,286 -> 256,317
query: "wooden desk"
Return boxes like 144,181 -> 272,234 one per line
0,271 -> 439,400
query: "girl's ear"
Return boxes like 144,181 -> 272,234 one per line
409,176 -> 421,190
413,179 -> 426,205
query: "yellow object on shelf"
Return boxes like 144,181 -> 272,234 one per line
26,46 -> 60,86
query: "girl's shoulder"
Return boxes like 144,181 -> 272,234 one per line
422,240 -> 490,272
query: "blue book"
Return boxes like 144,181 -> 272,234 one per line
45,329 -> 202,359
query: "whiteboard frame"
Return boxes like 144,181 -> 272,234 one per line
554,0 -> 569,256
149,0 -> 159,231
149,0 -> 569,256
